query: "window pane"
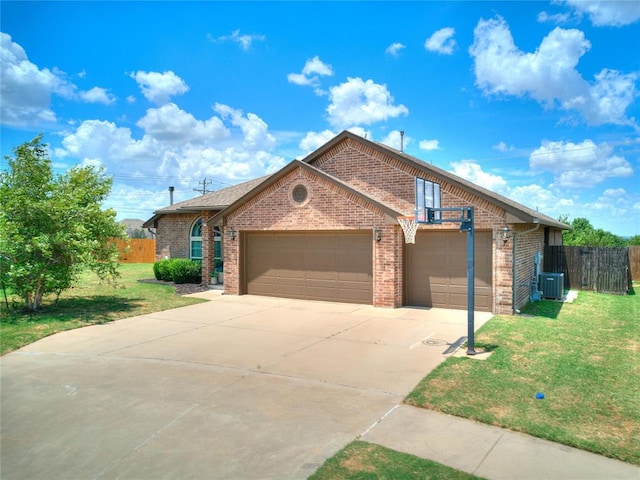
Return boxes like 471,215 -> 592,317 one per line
191,240 -> 202,259
192,219 -> 202,237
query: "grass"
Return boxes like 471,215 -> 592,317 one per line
0,263 -> 207,355
309,441 -> 485,480
405,286 -> 640,465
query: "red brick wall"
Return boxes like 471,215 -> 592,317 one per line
513,226 -> 545,311
155,213 -> 199,260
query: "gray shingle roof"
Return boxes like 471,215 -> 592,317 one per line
142,176 -> 270,228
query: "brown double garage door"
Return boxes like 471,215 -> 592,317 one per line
244,232 -> 373,304
244,230 -> 493,311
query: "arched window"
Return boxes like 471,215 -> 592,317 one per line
190,218 -> 202,265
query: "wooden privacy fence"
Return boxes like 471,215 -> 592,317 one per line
630,246 -> 640,281
112,238 -> 156,263
544,246 -> 632,294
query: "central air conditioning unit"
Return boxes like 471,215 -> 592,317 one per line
539,273 -> 564,300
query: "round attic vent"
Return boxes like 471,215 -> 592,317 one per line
292,184 -> 308,204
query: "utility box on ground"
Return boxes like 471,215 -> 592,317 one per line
539,273 -> 564,300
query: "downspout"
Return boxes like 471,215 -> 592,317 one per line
512,221 -> 541,314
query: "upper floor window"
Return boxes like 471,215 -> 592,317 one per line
415,177 -> 441,223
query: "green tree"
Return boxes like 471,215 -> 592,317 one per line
628,235 -> 640,246
561,216 -> 627,247
0,136 -> 125,311
129,228 -> 148,239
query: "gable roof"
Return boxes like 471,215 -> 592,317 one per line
142,175 -> 270,228
208,159 -> 403,226
302,131 -> 569,229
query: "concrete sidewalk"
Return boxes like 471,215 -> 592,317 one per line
360,404 -> 640,480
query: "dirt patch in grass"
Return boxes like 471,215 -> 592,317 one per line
339,444 -> 377,473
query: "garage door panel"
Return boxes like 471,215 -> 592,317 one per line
406,231 -> 493,312
245,232 -> 372,304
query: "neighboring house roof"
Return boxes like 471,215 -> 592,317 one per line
143,176 -> 270,228
301,131 -> 569,229
207,160 -> 404,226
119,218 -> 154,238
119,218 -> 145,229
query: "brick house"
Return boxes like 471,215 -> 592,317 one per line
144,131 -> 568,314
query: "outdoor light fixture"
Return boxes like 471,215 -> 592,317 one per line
229,227 -> 237,241
501,226 -> 511,245
374,227 -> 382,242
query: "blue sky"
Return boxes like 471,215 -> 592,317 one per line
1,1 -> 639,236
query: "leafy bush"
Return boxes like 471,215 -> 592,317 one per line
170,259 -> 201,284
153,261 -> 163,280
153,259 -> 201,284
153,259 -> 173,281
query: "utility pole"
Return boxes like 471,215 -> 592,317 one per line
193,178 -> 213,195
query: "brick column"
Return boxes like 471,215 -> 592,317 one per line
224,223 -> 240,295
201,211 -> 213,285
373,224 -> 402,307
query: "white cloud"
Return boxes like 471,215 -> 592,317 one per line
385,42 -> 406,56
563,0 -> 640,26
214,103 -> 275,151
469,16 -> 638,126
302,56 -> 333,77
130,70 -> 189,105
448,160 -> 576,217
59,105 -> 285,192
450,160 -> 508,194
419,139 -> 440,151
1,33 -> 121,126
1,32 -> 59,126
326,77 -> 408,128
508,184 -> 574,213
61,120 -> 161,165
136,103 -> 229,143
79,86 -> 116,105
210,30 -> 265,51
287,72 -> 313,86
287,56 -> 333,95
493,141 -> 514,152
299,130 -> 337,154
529,139 -> 633,188
382,130 -> 410,150
425,27 -> 456,55
602,188 -> 627,198
537,11 -> 572,24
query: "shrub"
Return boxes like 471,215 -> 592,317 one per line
154,259 -> 173,281
152,259 -> 201,284
153,261 -> 163,280
168,259 -> 201,284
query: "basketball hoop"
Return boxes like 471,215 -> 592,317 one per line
398,215 -> 419,244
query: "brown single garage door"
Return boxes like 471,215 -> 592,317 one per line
406,230 -> 493,311
244,231 -> 372,304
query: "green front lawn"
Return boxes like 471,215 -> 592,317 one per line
406,287 -> 640,465
0,263 -> 206,355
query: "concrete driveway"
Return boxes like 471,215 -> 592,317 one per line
1,292 -> 492,479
